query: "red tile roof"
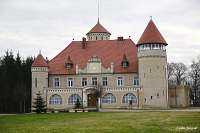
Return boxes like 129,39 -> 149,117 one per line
87,23 -> 111,35
48,39 -> 138,74
32,54 -> 48,67
137,20 -> 167,45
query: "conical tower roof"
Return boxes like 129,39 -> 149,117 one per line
32,54 -> 48,67
87,22 -> 111,35
137,19 -> 167,46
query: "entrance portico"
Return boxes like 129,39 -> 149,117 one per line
82,86 -> 97,108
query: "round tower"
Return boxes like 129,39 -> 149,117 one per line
31,53 -> 48,109
137,19 -> 168,108
86,20 -> 111,41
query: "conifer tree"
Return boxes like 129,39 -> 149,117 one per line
32,92 -> 46,114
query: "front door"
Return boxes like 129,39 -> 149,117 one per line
88,94 -> 97,107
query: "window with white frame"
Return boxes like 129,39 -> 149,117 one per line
82,78 -> 87,86
92,77 -> 97,86
102,77 -> 108,86
122,93 -> 137,104
49,94 -> 62,105
54,78 -> 60,88
102,93 -> 116,104
117,77 -> 123,86
67,78 -> 73,87
134,77 -> 139,86
68,94 -> 82,104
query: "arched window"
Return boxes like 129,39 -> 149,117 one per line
102,93 -> 116,104
68,94 -> 82,104
96,36 -> 98,40
49,94 -> 62,105
122,93 -> 137,104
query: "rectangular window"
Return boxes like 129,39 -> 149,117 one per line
92,77 -> 97,86
157,93 -> 159,97
67,78 -> 73,87
134,77 -> 139,86
54,78 -> 60,88
144,98 -> 146,103
102,77 -> 108,86
82,78 -> 87,86
35,78 -> 37,88
117,77 -> 123,86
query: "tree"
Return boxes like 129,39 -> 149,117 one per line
75,99 -> 81,109
32,92 -> 46,114
189,57 -> 200,106
167,63 -> 175,85
93,83 -> 104,111
167,62 -> 188,85
0,51 -> 34,113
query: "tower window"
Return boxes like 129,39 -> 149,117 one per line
46,78 -> 48,88
35,78 -> 37,88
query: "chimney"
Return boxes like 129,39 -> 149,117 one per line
117,37 -> 123,43
82,37 -> 86,49
118,37 -> 123,41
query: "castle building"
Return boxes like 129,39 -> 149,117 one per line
31,18 -> 189,110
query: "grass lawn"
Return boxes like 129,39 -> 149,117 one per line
0,111 -> 199,133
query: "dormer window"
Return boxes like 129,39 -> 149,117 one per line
121,53 -> 129,68
122,61 -> 129,67
66,56 -> 73,70
66,63 -> 72,69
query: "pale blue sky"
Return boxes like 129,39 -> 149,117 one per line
0,0 -> 200,64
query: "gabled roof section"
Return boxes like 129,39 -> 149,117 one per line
137,20 -> 167,45
48,39 -> 138,74
66,55 -> 73,64
87,23 -> 111,35
32,54 -> 48,67
122,53 -> 128,62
